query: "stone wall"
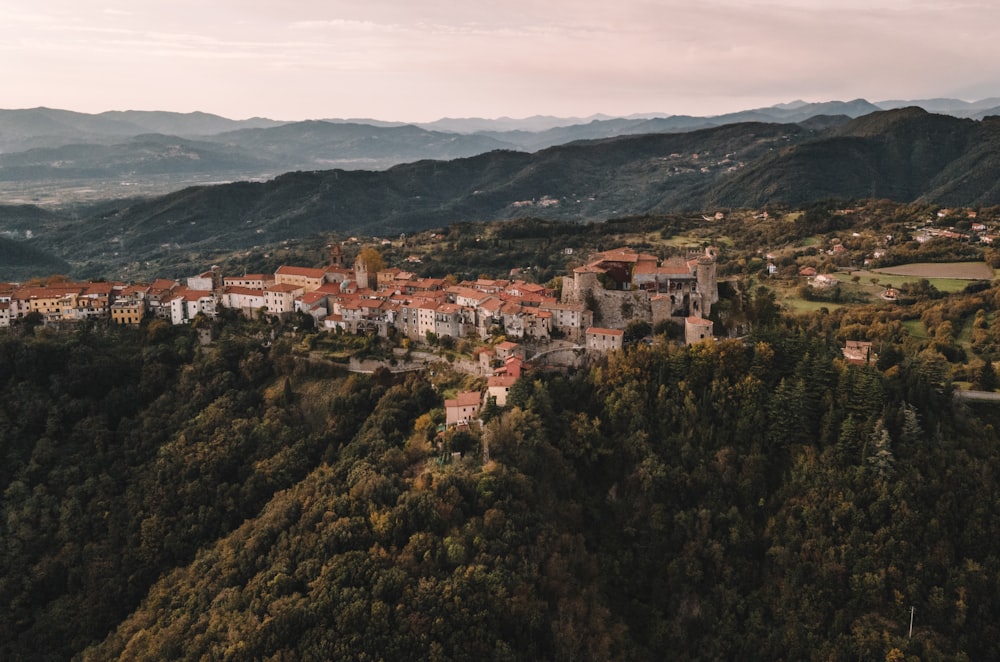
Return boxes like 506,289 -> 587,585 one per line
589,288 -> 653,329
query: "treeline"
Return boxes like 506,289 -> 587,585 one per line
3,309 -> 1000,659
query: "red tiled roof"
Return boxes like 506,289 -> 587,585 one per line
445,391 -> 482,408
276,265 -> 327,278
488,375 -> 517,388
586,327 -> 624,336
224,286 -> 264,296
266,283 -> 302,293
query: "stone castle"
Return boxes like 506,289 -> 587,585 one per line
561,246 -> 719,342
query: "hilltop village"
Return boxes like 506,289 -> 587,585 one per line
0,243 -> 718,351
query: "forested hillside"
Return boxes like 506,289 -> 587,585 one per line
3,300 -> 1000,660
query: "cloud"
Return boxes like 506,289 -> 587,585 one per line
2,0 -> 1000,120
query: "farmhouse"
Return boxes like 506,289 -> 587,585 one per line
445,391 -> 482,426
843,340 -> 876,365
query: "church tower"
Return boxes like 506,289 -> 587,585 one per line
328,242 -> 345,268
354,254 -> 369,290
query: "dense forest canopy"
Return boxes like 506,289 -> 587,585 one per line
3,283 -> 1000,660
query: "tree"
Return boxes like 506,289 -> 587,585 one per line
624,320 -> 652,343
356,247 -> 386,273
973,360 -> 998,391
865,418 -> 895,479
16,310 -> 43,332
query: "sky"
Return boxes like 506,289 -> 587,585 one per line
2,0 -> 999,122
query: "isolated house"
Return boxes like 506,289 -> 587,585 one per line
843,340 -> 876,365
445,391 -> 482,426
486,375 -> 517,407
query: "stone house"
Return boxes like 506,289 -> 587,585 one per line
445,391 -> 482,426
585,327 -> 624,352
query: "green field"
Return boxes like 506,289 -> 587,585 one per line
660,233 -> 734,248
902,318 -> 929,339
780,297 -> 843,313
835,270 -> 977,294
872,261 -> 993,279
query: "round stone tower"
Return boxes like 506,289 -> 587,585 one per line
696,247 -> 718,315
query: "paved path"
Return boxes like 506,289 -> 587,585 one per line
955,390 -> 1000,402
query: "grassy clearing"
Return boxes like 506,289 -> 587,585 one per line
660,234 -> 709,247
781,297 -> 843,313
771,282 -> 846,313
872,262 -> 993,280
957,315 -> 976,346
838,271 -> 973,294
903,319 -> 928,339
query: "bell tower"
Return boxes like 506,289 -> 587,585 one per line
328,242 -> 345,268
354,254 -> 369,290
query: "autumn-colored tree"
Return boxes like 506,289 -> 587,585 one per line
356,246 -> 386,273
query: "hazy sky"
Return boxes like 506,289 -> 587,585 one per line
3,0 -> 999,122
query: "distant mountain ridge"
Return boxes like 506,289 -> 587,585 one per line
2,98 -> 999,188
5,106 -> 1000,280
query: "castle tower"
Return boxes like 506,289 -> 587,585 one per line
354,254 -> 369,290
562,266 -> 601,304
695,246 -> 719,316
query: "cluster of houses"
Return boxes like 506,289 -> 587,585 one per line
0,267 -> 578,341
446,341 -> 527,427
0,243 -> 731,435
5,244 -> 708,352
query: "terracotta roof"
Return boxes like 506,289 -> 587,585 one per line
276,265 -> 327,279
449,286 -> 491,302
181,289 -> 214,301
224,286 -> 264,296
594,248 -> 658,264
586,327 -> 624,336
150,278 -> 177,291
477,298 -> 504,313
299,292 -> 328,305
660,258 -> 695,275
540,302 -> 586,312
488,375 -> 517,388
445,391 -> 482,408
266,283 -> 302,293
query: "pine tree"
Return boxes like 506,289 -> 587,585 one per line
865,418 -> 895,479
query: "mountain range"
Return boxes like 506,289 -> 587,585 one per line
4,103 -> 1000,279
2,98 -> 1000,200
